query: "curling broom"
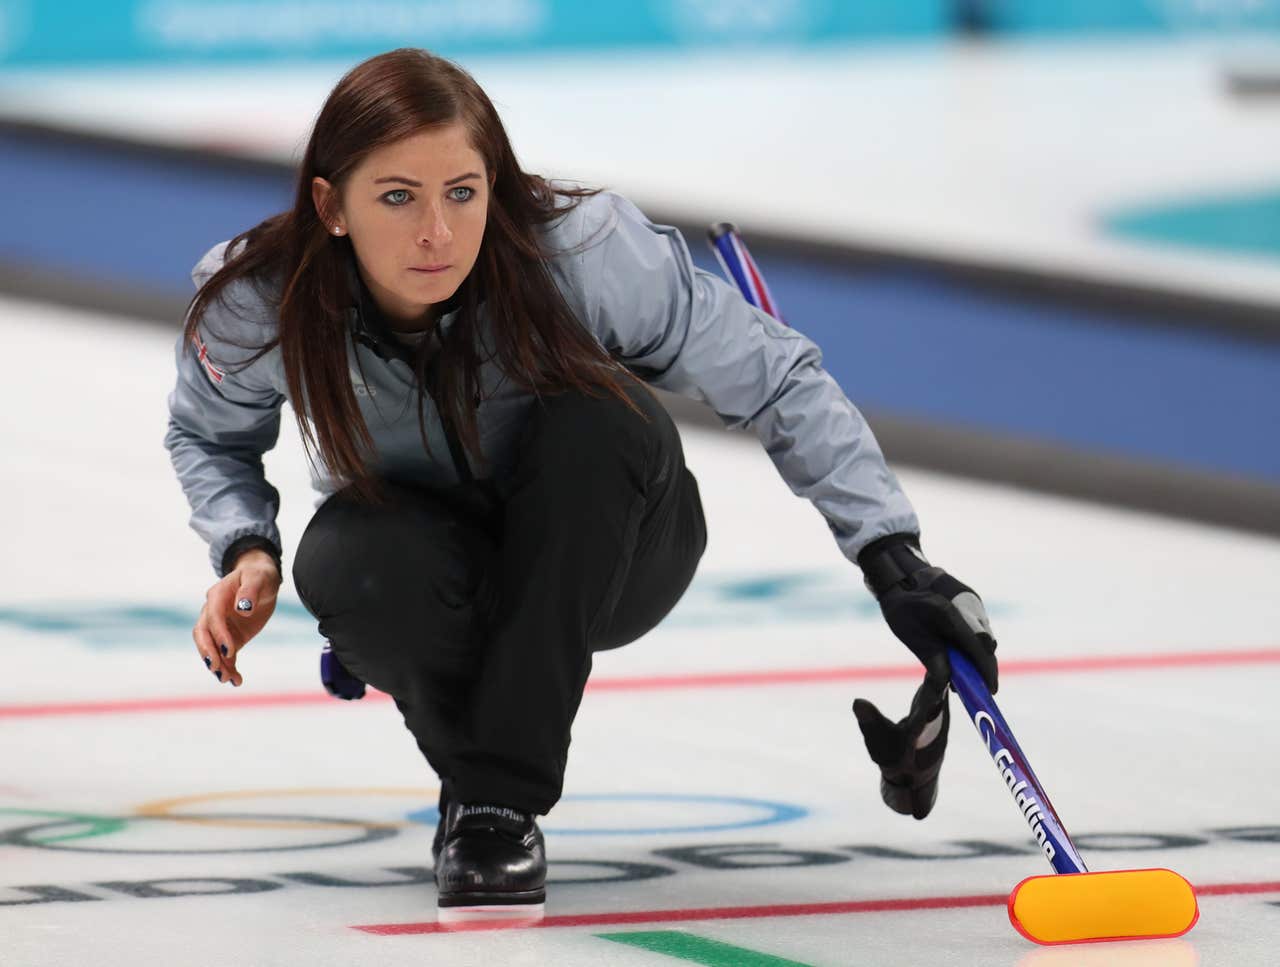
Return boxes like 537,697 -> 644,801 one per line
705,220 -> 1200,945
948,647 -> 1197,944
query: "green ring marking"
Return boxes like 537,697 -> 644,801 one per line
0,808 -> 127,843
597,931 -> 816,966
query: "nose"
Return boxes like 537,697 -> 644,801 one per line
417,200 -> 453,247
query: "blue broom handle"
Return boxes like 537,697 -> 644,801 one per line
706,222 -> 785,324
948,647 -> 1087,874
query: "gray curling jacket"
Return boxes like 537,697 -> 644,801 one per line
164,187 -> 920,577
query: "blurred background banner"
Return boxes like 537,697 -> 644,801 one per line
0,0 -> 949,67
4,0 -> 1280,69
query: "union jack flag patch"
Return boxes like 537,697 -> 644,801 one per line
191,330 -> 226,384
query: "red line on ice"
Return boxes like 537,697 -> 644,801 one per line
350,879 -> 1280,935
2,647 -> 1277,719
584,646 -> 1280,692
353,892 -> 1008,935
1195,880 -> 1280,897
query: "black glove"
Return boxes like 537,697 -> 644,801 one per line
320,642 -> 366,700
857,533 -> 998,693
853,674 -> 949,819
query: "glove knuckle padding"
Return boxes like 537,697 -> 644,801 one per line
881,587 -> 949,662
950,589 -> 994,639
911,571 -> 988,634
923,569 -> 963,596
880,571 -> 998,689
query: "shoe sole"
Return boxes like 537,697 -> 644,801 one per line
437,896 -> 545,928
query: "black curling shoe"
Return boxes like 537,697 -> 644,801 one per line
434,801 -> 546,926
431,782 -> 451,866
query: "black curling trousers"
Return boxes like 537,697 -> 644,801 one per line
292,377 -> 707,816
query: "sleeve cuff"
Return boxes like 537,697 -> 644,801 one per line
220,534 -> 283,580
856,531 -> 926,598
855,531 -> 922,569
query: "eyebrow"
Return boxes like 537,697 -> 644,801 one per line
372,172 -> 482,187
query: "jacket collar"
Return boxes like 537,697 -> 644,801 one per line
345,250 -> 462,364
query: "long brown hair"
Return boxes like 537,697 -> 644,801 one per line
182,47 -> 641,502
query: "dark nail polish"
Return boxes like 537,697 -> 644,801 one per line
220,643 -> 229,657
203,656 -> 212,668
215,670 -> 223,681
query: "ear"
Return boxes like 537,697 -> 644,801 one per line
311,176 -> 343,234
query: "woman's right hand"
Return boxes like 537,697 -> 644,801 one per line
192,549 -> 281,687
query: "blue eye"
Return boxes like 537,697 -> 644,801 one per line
381,187 -> 474,206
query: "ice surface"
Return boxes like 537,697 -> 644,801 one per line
2,297 -> 1278,964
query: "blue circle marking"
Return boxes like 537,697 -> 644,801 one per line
407,792 -> 806,836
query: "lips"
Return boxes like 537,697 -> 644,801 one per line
410,265 -> 450,273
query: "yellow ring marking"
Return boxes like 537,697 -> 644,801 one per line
133,787 -> 440,832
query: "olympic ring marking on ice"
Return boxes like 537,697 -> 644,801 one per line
3,790 -> 807,852
0,808 -> 127,844
0,812 -> 398,855
406,793 -> 807,835
134,787 -> 439,832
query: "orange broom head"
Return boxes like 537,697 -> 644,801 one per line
1008,868 -> 1199,945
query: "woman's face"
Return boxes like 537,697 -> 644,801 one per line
312,122 -> 492,329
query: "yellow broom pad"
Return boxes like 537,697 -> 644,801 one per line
1009,868 -> 1199,945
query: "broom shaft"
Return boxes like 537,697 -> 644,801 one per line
706,223 -> 786,324
948,647 -> 1087,874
